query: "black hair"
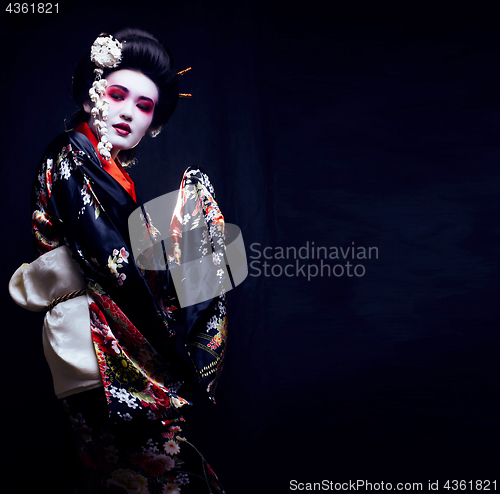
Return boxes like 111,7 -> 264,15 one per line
68,27 -> 179,164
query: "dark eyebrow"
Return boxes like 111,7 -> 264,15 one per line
109,85 -> 129,93
108,85 -> 156,104
137,96 -> 155,104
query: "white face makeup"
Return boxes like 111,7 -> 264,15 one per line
86,69 -> 159,159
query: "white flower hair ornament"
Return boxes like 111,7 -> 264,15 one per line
91,35 -> 123,69
89,34 -> 124,161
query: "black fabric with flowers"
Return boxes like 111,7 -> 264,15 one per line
62,387 -> 225,493
31,130 -> 229,491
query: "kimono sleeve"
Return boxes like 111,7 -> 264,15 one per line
168,168 -> 229,401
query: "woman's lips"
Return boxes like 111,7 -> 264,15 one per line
113,123 -> 131,136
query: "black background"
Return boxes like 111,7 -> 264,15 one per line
1,1 -> 499,492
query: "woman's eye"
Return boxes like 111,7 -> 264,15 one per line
137,103 -> 154,112
109,92 -> 123,101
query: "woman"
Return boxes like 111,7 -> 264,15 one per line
9,28 -> 228,493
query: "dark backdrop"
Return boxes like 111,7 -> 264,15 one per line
1,1 -> 499,492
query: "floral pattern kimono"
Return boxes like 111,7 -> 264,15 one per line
31,127 -> 228,493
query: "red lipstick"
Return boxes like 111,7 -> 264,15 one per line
113,123 -> 131,135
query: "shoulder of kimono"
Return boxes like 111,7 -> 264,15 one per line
40,130 -> 99,167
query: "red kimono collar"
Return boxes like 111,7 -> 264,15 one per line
75,122 -> 137,202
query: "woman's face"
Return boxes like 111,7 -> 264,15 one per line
87,69 -> 159,158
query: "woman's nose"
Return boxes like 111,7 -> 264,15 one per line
120,100 -> 134,121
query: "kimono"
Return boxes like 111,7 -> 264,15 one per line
26,125 -> 228,493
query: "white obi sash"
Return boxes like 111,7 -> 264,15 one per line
9,246 -> 102,398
